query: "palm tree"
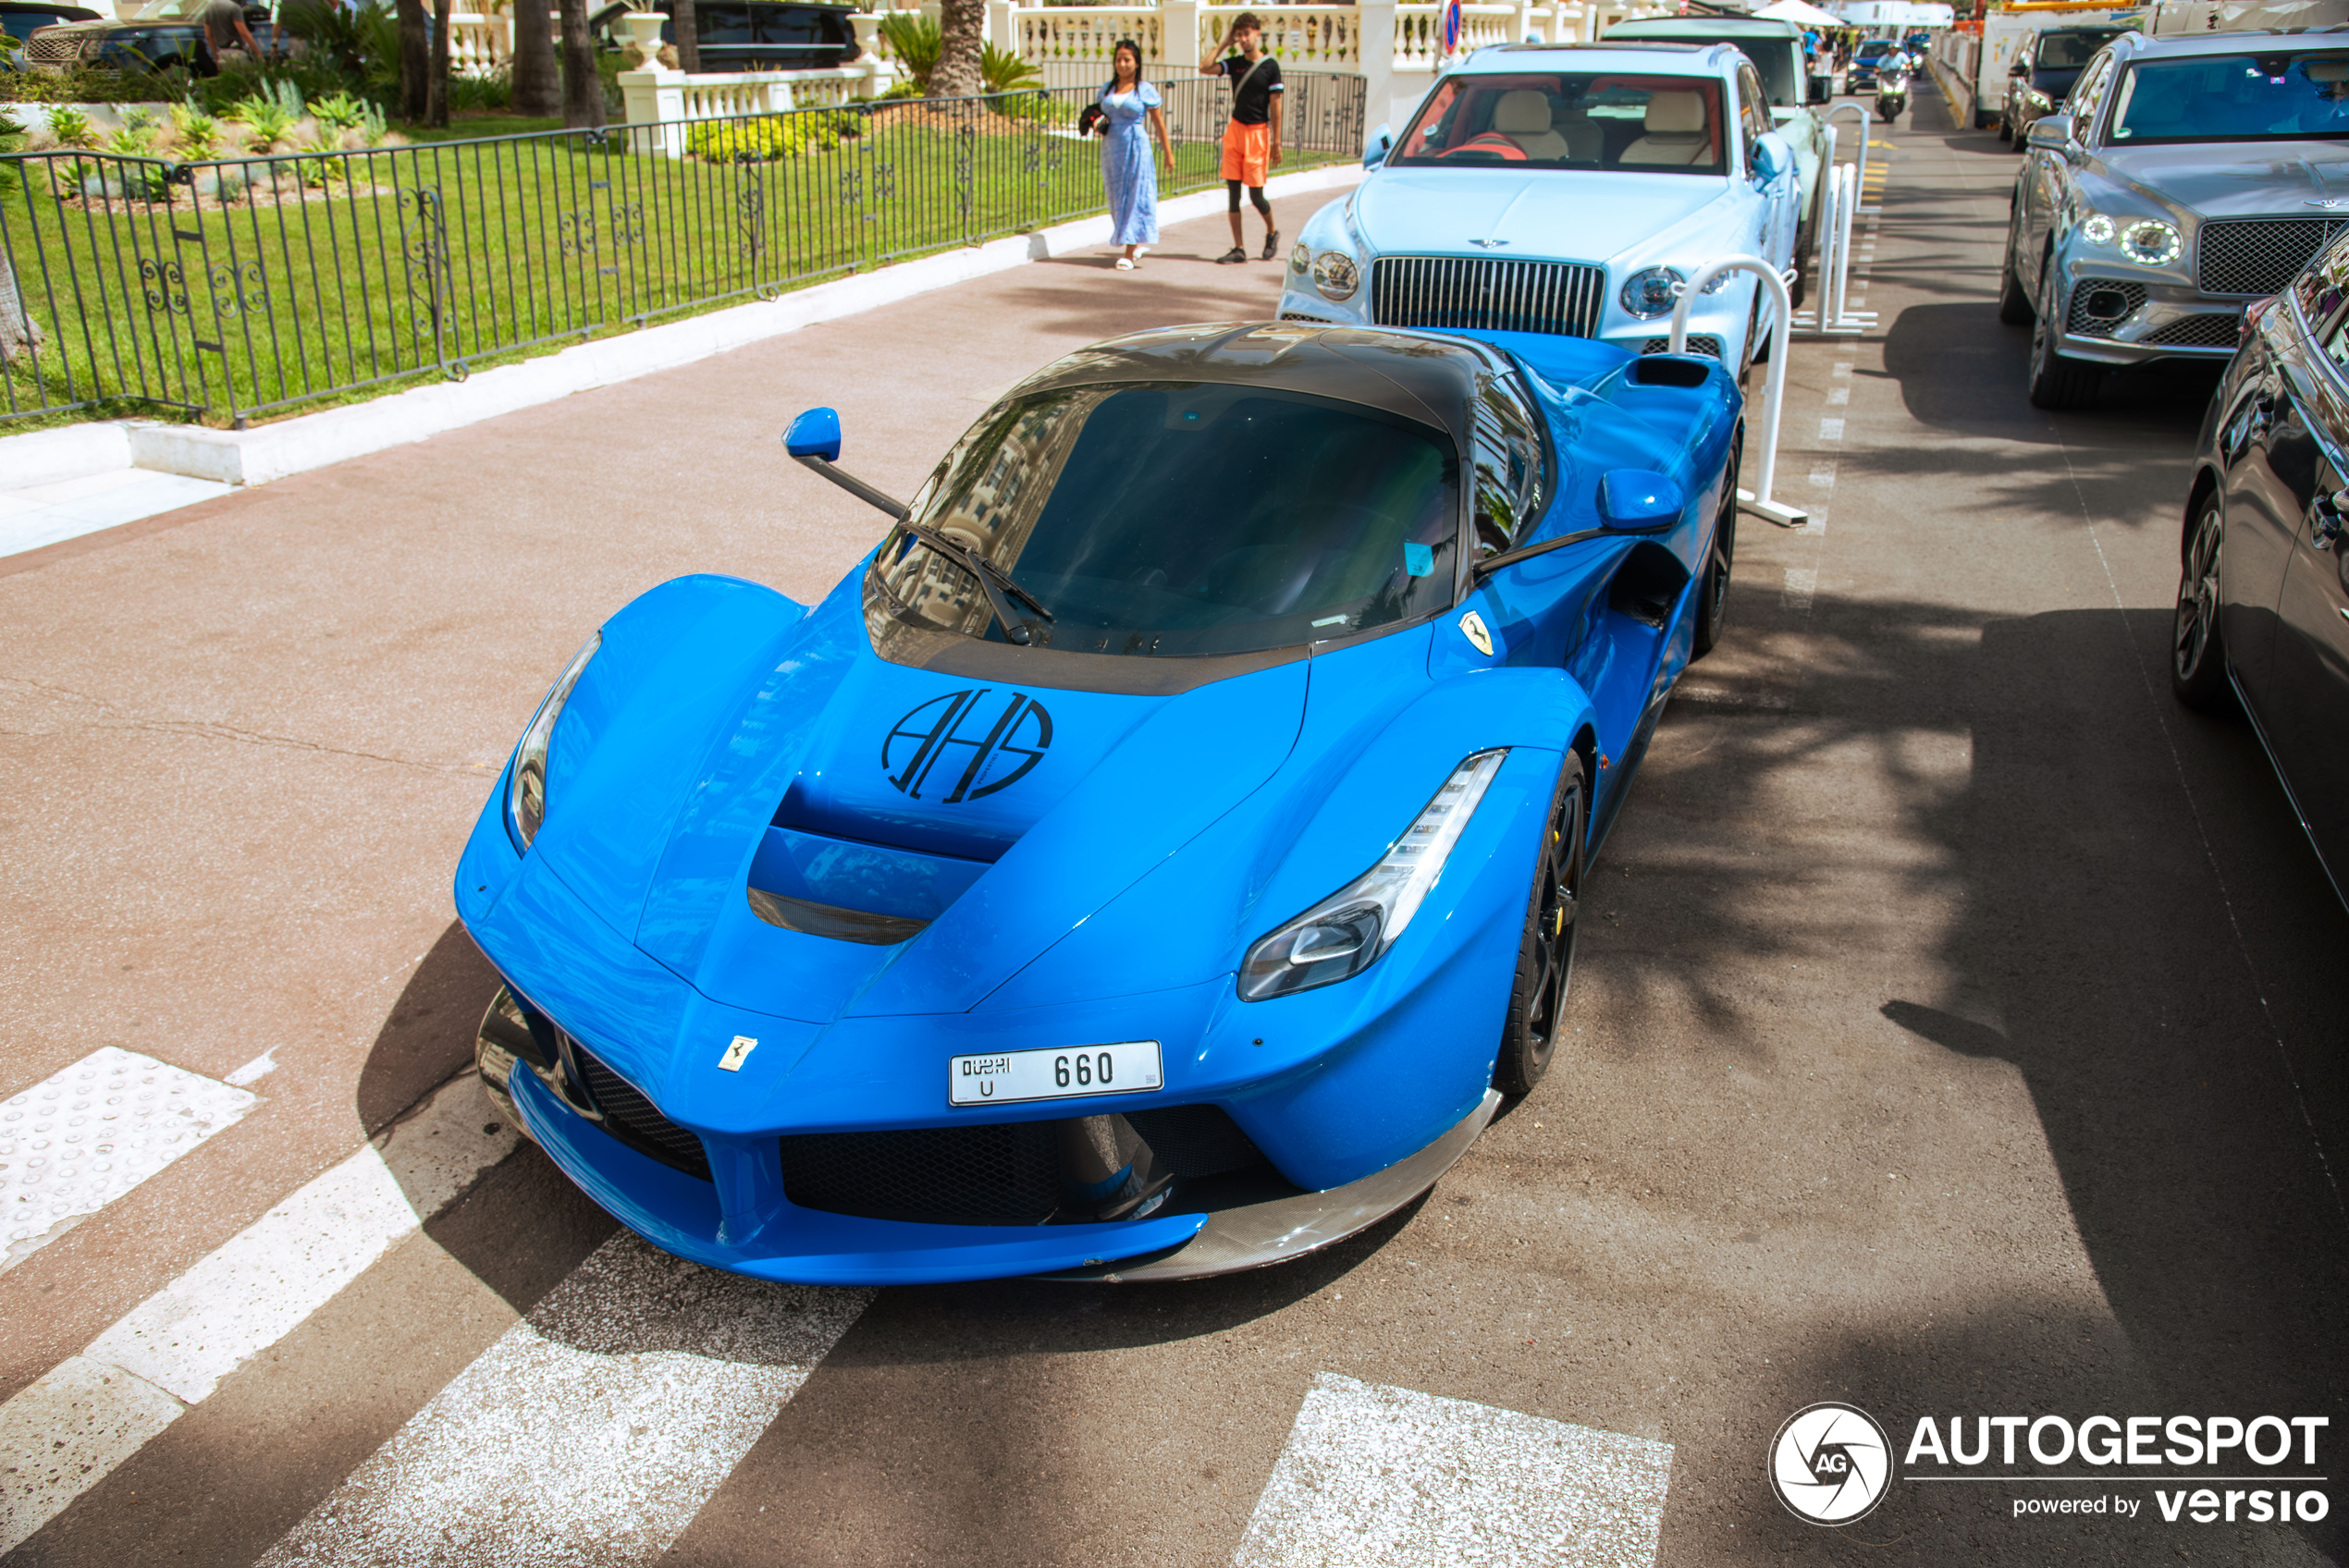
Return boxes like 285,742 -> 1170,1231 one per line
511,0 -> 560,116
934,0 -> 982,95
557,0 -> 604,127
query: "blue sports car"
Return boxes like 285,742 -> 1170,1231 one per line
457,321 -> 1741,1286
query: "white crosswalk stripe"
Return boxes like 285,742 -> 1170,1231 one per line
0,1071 -> 517,1555
1233,1373 -> 1674,1568
255,1232 -> 871,1568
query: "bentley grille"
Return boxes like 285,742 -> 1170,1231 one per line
572,1044 -> 712,1181
1371,255 -> 1606,338
2197,218 -> 2348,297
2144,313 -> 2243,349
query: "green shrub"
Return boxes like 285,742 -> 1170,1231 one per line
170,101 -> 222,158
279,0 -> 398,94
46,105 -> 95,148
684,109 -> 864,163
0,63 -> 175,104
312,90 -> 368,129
226,80 -> 303,148
448,67 -> 514,114
876,13 -> 941,92
107,121 -> 162,156
979,43 -> 1041,92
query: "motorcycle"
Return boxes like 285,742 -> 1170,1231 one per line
1876,58 -> 1911,122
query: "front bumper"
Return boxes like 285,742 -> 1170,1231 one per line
2053,269 -> 2245,365
1276,280 -> 1752,364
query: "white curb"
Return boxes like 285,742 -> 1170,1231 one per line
0,161 -> 1363,496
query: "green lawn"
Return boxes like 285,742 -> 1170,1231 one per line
1,110 -> 1343,431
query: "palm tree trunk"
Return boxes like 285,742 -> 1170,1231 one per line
398,0 -> 431,120
428,0 -> 453,126
934,0 -> 982,96
0,251 -> 43,365
510,0 -> 560,116
557,0 -> 605,129
672,0 -> 699,73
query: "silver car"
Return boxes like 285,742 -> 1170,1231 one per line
1998,29 -> 2349,409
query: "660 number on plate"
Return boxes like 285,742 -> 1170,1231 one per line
949,1041 -> 1163,1107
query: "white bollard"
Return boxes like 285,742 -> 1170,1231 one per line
1668,255 -> 1808,529
1827,164 -> 1878,332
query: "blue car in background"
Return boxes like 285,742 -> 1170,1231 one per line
457,321 -> 1743,1286
1278,43 -> 1802,374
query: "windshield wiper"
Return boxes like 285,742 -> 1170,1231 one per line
895,520 -> 1055,645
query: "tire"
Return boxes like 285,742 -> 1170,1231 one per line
2172,496 -> 2235,713
1997,224 -> 2035,325
1691,428 -> 1741,660
1998,114 -> 2012,141
1494,752 -> 1586,1098
2027,256 -> 2101,410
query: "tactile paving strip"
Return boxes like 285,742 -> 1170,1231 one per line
0,1047 -> 258,1274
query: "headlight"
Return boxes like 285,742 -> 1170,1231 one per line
1311,251 -> 1359,300
2120,218 -> 2183,267
1238,751 -> 1507,1002
506,632 -> 600,851
1619,266 -> 1684,319
2024,89 -> 2052,109
2080,214 -> 2116,245
1289,241 -> 1310,275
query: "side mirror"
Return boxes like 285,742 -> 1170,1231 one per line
2024,113 -> 2073,151
1809,74 -> 1831,104
2010,60 -> 2032,76
784,406 -> 842,461
1362,121 -> 1392,170
1752,134 -> 1789,183
1598,469 -> 1684,532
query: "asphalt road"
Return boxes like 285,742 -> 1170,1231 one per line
3,89 -> 2346,1567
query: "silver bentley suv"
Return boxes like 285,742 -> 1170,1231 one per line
1998,27 -> 2349,408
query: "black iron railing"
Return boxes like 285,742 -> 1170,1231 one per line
0,71 -> 1365,428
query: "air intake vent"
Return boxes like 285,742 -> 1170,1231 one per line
1371,255 -> 1606,338
2143,313 -> 2242,349
572,1045 -> 711,1182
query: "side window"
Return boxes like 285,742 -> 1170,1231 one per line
1470,373 -> 1545,556
1737,63 -> 1770,165
2065,54 -> 2113,139
696,4 -> 755,43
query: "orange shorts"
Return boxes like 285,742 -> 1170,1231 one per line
1221,119 -> 1272,187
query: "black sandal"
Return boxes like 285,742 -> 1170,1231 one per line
1216,247 -> 1248,263
1261,229 -> 1281,261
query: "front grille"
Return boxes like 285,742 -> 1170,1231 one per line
2144,312 -> 2243,348
1371,255 -> 1606,338
1279,310 -> 1343,323
779,1105 -> 1268,1226
781,1121 -> 1063,1224
24,31 -> 85,64
1641,335 -> 1724,360
2198,218 -> 2347,297
572,1045 -> 711,1181
2067,277 -> 2146,337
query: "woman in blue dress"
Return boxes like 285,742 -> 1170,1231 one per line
1097,40 -> 1176,270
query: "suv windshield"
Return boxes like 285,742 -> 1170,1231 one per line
2036,29 -> 2124,69
2110,51 -> 2349,142
870,385 -> 1459,658
1395,71 -> 1726,173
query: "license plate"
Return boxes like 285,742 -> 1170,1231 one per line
948,1041 -> 1163,1107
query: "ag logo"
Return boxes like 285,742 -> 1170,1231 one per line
882,688 -> 1052,803
1769,1403 -> 1893,1525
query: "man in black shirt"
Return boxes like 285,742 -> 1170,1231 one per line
1201,14 -> 1283,263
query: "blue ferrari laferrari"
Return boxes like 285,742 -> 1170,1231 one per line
457,321 -> 1741,1286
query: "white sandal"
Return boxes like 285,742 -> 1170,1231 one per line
1115,256 -> 1137,270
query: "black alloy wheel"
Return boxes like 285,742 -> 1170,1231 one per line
2028,253 -> 2102,410
2172,496 -> 2235,713
1997,216 -> 2035,325
1494,752 -> 1587,1098
1691,425 -> 1742,659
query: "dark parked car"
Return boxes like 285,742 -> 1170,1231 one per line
2000,25 -> 2132,147
2174,231 -> 2349,908
23,6 -> 284,74
0,2 -> 97,46
589,0 -> 860,72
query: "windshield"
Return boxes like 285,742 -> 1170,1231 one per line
2110,52 -> 2349,142
870,385 -> 1460,658
2036,30 -> 2123,69
1394,71 -> 1726,174
1622,35 -> 1797,107
1858,41 -> 1896,58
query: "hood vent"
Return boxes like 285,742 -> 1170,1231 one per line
746,888 -> 929,946
744,821 -> 994,947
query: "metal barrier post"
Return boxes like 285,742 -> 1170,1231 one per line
1823,100 -> 1871,215
1669,255 -> 1808,529
1828,164 -> 1877,332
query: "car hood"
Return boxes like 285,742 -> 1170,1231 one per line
1356,167 -> 1733,265
533,576 -> 1311,1025
2099,143 -> 2349,218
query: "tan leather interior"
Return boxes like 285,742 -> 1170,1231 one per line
1621,90 -> 1713,165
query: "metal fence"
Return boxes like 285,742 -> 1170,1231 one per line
0,71 -> 1365,429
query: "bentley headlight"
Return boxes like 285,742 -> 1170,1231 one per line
2080,214 -> 2116,245
1238,751 -> 1507,1002
1311,251 -> 1360,300
1619,266 -> 1685,319
2121,218 -> 2183,267
506,632 -> 600,851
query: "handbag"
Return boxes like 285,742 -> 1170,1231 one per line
1078,102 -> 1107,137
